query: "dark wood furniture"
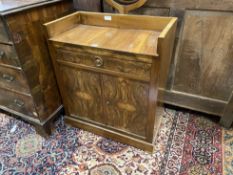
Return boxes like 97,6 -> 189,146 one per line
45,11 -> 177,152
0,0 -> 73,135
74,0 -> 233,128
105,0 -> 147,14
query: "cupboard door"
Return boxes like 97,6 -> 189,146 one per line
102,75 -> 149,138
59,65 -> 103,124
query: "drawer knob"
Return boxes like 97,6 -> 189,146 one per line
14,99 -> 25,108
0,50 -> 5,59
2,73 -> 15,82
95,56 -> 104,67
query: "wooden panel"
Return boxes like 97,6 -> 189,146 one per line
0,0 -> 45,12
0,87 -> 37,118
145,0 -> 195,9
52,24 -> 161,56
44,11 -> 175,38
0,65 -> 30,94
220,92 -> 233,128
56,46 -> 152,80
102,74 -> 150,139
58,64 -> 104,124
131,7 -> 170,16
5,0 -> 72,120
173,10 -> 233,101
145,0 -> 233,11
73,0 -> 102,12
0,44 -> 20,67
65,116 -> 154,152
0,18 -> 10,43
158,89 -> 226,116
198,0 -> 233,11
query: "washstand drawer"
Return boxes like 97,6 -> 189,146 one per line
0,88 -> 37,118
0,44 -> 20,67
0,19 -> 10,43
56,47 -> 152,80
0,66 -> 30,94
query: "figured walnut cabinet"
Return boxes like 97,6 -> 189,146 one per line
0,0 -> 73,135
45,12 -> 177,152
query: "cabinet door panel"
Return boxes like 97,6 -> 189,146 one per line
59,65 -> 103,124
102,75 -> 149,138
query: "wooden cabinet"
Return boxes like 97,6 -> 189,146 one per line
45,12 -> 177,151
0,0 -> 73,135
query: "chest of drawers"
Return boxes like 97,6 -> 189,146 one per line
0,0 -> 72,136
45,12 -> 177,151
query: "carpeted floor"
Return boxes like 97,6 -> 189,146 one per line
0,108 -> 232,175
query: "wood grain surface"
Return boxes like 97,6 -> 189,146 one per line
45,12 -> 177,151
173,10 -> 233,101
0,44 -> 20,67
0,65 -> 30,94
0,18 -> 10,43
52,24 -> 160,56
0,0 -> 73,136
5,0 -> 72,121
102,74 -> 149,138
0,0 -> 45,12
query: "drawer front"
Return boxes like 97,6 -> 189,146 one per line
0,19 -> 10,43
56,47 -> 151,80
0,88 -> 37,118
0,44 -> 20,67
0,66 -> 30,94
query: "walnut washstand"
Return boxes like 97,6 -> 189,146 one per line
44,12 -> 177,152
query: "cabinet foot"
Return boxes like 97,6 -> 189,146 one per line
35,122 -> 52,138
220,117 -> 233,129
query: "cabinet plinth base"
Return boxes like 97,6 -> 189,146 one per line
65,115 -> 154,153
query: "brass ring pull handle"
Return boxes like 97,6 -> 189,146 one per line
2,73 -> 15,82
95,56 -> 104,67
0,50 -> 5,59
14,99 -> 25,108
105,0 -> 147,14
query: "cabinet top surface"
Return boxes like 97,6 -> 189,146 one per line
46,12 -> 177,56
0,0 -> 61,15
51,24 -> 161,56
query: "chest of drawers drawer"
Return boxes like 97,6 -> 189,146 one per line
0,44 -> 20,67
56,47 -> 152,81
0,65 -> 30,94
0,19 -> 10,43
0,88 -> 37,118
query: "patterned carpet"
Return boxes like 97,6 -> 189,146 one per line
0,108 -> 232,175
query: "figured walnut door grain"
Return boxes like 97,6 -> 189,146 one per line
173,10 -> 233,101
101,75 -> 149,138
59,65 -> 104,124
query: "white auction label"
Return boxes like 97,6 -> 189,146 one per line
104,16 -> 112,21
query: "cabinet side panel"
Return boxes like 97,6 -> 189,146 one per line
5,0 -> 73,121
